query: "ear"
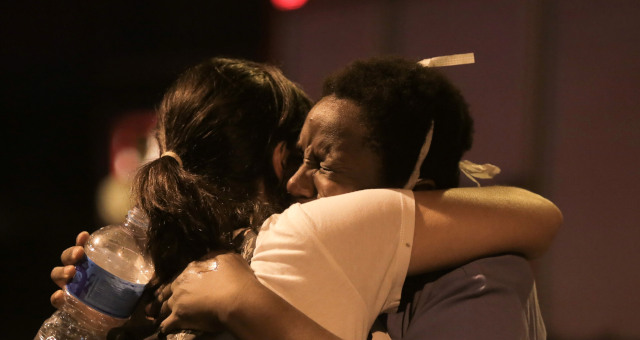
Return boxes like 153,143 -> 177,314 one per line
272,141 -> 289,181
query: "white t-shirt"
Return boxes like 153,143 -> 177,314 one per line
251,189 -> 416,340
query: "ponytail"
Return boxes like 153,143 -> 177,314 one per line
133,155 -> 236,282
130,57 -> 306,284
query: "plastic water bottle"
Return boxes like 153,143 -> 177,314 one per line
35,207 -> 155,340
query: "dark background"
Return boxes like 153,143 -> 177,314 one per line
2,1 -> 640,339
1,1 -> 270,337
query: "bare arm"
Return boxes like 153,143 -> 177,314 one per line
158,186 -> 561,338
408,186 -> 562,275
159,253 -> 340,340
223,281 -> 341,340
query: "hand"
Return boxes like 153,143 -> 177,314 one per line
49,231 -> 90,308
158,253 -> 341,340
157,252 -> 258,334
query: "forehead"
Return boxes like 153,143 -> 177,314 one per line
299,95 -> 366,147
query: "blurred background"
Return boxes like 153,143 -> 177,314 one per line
2,0 -> 638,339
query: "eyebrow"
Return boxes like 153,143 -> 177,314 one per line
298,139 -> 333,161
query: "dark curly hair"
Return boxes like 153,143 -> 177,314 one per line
133,57 -> 311,283
321,56 -> 474,189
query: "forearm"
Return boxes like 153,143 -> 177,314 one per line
409,186 -> 562,275
224,281 -> 340,340
157,253 -> 340,339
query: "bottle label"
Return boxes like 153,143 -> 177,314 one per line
67,257 -> 146,319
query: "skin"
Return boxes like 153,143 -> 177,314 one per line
283,95 -> 559,273
157,252 -> 340,339
287,95 -> 383,201
50,96 -> 563,339
52,186 -> 561,339
150,97 -> 562,337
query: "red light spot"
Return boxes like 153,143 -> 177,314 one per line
271,0 -> 308,11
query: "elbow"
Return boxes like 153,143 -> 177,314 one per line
546,199 -> 564,246
550,200 -> 564,232
528,195 -> 563,258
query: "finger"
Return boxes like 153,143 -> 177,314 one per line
61,246 -> 85,266
51,265 -> 76,288
50,290 -> 65,309
159,314 -> 179,335
158,298 -> 172,321
76,231 -> 90,246
144,298 -> 160,320
160,283 -> 173,302
148,275 -> 161,290
136,284 -> 158,320
145,286 -> 165,320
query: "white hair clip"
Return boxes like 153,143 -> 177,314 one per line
459,160 -> 501,187
418,52 -> 475,67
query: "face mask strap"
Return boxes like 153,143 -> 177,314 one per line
403,122 -> 434,189
404,52 -> 501,189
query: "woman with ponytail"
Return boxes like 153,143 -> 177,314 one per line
132,58 -> 311,284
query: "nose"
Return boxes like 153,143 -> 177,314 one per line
286,164 -> 316,200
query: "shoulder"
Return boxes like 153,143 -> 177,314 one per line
291,189 -> 414,230
258,189 -> 416,249
299,188 -> 415,217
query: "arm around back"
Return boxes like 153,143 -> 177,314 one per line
408,186 -> 562,275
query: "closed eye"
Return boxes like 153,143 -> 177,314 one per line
318,165 -> 333,174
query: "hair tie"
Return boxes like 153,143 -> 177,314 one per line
161,151 -> 183,167
459,160 -> 501,187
